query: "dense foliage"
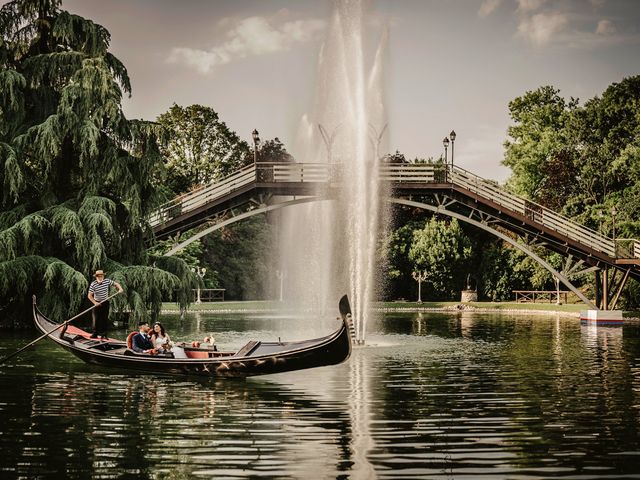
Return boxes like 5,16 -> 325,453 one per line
502,77 -> 640,307
201,216 -> 275,300
409,218 -> 472,299
256,137 -> 294,163
156,104 -> 252,195
153,102 -> 294,300
0,0 -> 195,326
503,77 -> 640,236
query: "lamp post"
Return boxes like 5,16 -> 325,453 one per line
449,130 -> 456,166
412,270 -> 427,304
442,137 -> 449,163
611,206 -> 617,256
252,129 -> 260,163
598,210 -> 605,234
275,270 -> 286,302
192,266 -> 206,304
443,137 -> 450,182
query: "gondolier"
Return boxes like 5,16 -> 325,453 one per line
88,270 -> 124,339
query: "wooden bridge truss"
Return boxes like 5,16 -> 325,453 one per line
151,163 -> 640,310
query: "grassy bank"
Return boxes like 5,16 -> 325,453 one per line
162,300 -> 586,313
161,300 -> 280,311
160,301 -> 640,319
376,301 -> 586,312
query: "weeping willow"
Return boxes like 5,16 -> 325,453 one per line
0,0 -> 195,326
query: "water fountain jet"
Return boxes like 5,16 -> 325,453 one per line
279,0 -> 388,345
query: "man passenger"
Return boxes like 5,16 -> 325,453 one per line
131,321 -> 157,355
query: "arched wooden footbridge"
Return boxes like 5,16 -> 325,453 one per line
150,162 -> 640,310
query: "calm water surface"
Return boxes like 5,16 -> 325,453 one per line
1,311 -> 640,479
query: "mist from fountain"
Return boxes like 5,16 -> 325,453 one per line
278,0 -> 388,343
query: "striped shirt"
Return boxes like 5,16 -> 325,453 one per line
89,279 -> 114,302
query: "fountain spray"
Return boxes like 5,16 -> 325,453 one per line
280,0 -> 388,344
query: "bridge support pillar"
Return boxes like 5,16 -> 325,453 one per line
602,266 -> 609,310
594,267 -> 631,311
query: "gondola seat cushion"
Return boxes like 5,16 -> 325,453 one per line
126,332 -> 137,349
185,350 -> 209,359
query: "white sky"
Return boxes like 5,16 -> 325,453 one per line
58,0 -> 640,181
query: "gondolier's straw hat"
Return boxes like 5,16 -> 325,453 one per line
94,270 -> 105,277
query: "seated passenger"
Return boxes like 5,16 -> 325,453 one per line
203,335 -> 218,351
151,321 -> 187,359
190,335 -> 217,350
131,321 -> 157,355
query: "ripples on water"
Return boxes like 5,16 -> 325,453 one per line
1,312 -> 640,479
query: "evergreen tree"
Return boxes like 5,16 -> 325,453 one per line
0,0 -> 195,326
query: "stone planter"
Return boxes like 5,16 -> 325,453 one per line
461,289 -> 477,303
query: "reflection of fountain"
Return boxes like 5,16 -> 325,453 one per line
275,269 -> 286,302
348,348 -> 376,478
280,0 -> 388,343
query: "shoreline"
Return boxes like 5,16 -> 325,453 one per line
158,302 -> 640,321
159,308 -> 580,317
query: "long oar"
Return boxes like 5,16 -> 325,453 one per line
0,291 -> 122,365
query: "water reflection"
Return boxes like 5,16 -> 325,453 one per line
348,347 -> 376,479
1,312 -> 640,478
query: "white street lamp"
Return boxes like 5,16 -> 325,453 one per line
192,266 -> 206,304
412,270 -> 427,303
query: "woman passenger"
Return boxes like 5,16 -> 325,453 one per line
150,322 -> 187,359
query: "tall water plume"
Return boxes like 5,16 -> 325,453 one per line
279,0 -> 387,342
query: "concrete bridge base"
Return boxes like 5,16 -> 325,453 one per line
580,309 -> 624,326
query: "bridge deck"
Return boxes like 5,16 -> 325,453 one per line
149,162 -> 640,278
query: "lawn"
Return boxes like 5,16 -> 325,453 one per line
162,300 -> 587,313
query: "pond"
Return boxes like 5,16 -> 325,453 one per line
1,310 -> 639,479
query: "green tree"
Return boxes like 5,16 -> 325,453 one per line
503,86 -> 578,210
408,217 -> 472,299
378,220 -> 422,299
382,150 -> 407,163
156,103 -> 252,195
479,241 -> 558,301
257,137 -> 294,163
202,216 -> 274,300
504,78 -> 640,235
0,0 -> 195,326
570,76 -> 640,235
502,78 -> 640,308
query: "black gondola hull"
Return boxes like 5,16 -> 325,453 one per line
32,296 -> 353,378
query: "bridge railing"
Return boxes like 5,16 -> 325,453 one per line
379,163 -> 440,182
615,239 -> 640,260
378,163 -> 624,258
448,165 -> 617,257
256,162 -> 332,183
149,164 -> 257,227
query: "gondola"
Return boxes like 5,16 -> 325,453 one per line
32,295 -> 353,378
